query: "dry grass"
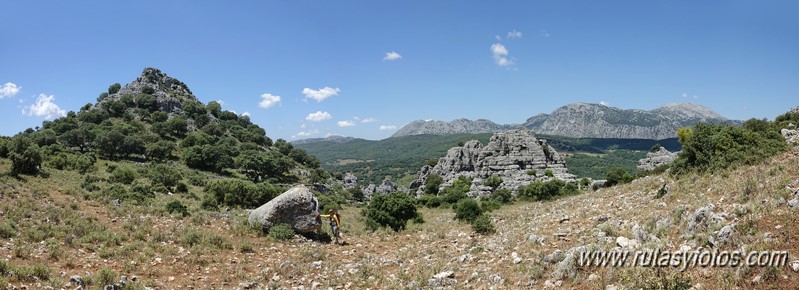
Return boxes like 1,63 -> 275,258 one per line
1,148 -> 799,288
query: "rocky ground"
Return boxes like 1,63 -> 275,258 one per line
2,146 -> 799,289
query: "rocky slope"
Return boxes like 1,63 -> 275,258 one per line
527,102 -> 729,139
391,119 -> 512,137
393,102 -> 730,140
411,130 -> 575,197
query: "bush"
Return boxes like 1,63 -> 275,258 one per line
484,175 -> 503,191
141,85 -> 155,94
146,140 -> 176,161
518,179 -> 576,201
108,83 -> 121,94
148,163 -> 182,188
605,168 -> 634,187
424,174 -> 444,195
454,198 -> 483,222
365,192 -> 418,232
544,169 -> 554,177
267,223 -> 295,241
111,166 -> 138,184
9,137 -> 42,175
480,200 -> 501,212
205,179 -> 282,208
490,188 -> 514,204
0,222 -> 16,239
165,200 -> 190,217
672,122 -> 787,174
441,175 -> 472,204
95,268 -> 117,286
471,215 -> 495,235
418,194 -> 443,208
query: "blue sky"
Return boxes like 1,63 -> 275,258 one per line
2,1 -> 798,140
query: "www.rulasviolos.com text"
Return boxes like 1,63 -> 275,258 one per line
577,249 -> 789,271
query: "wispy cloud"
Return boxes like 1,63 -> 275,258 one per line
383,51 -> 402,61
600,101 -> 610,106
23,94 -> 66,120
681,93 -> 698,99
361,117 -> 377,123
241,112 -> 251,117
507,29 -> 523,39
259,93 -> 281,109
337,120 -> 356,127
1,82 -> 21,99
379,125 -> 397,131
305,111 -> 332,122
295,129 -> 320,138
491,43 -> 514,67
302,87 -> 340,102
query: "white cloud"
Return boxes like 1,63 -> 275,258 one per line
295,129 -> 320,138
599,101 -> 610,106
241,112 -> 251,117
337,120 -> 356,127
215,99 -> 225,105
361,117 -> 377,123
491,43 -> 514,67
302,87 -> 340,102
379,125 -> 397,131
24,94 -> 66,120
383,51 -> 402,61
305,111 -> 332,122
259,93 -> 281,109
681,93 -> 698,99
507,29 -> 523,39
495,35 -> 502,41
1,82 -> 21,99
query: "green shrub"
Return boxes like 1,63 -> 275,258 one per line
490,188 -> 514,204
148,163 -> 182,188
268,223 -> 295,241
544,169 -> 554,177
166,200 -> 190,217
418,194 -> 443,208
484,175 -> 503,191
108,83 -> 121,94
111,166 -> 138,184
95,268 -> 117,286
141,85 -> 155,94
518,179 -> 576,201
672,121 -> 787,174
471,215 -> 495,235
605,168 -> 634,186
480,200 -> 501,212
205,179 -> 282,208
454,198 -> 483,223
0,222 -> 16,239
365,191 -> 418,232
412,214 -> 425,224
424,174 -> 444,195
9,137 -> 42,175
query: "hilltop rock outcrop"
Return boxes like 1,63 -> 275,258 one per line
100,67 -> 199,114
411,130 -> 575,197
248,185 -> 322,234
363,178 -> 405,199
636,147 -> 679,171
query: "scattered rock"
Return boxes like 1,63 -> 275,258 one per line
248,185 -> 322,233
788,198 -> 799,208
752,275 -> 762,284
544,279 -> 556,289
616,236 -> 639,249
684,204 -> 726,237
69,275 -> 85,286
544,250 -> 565,263
637,147 -> 679,172
715,225 -> 735,244
342,173 -> 358,189
790,260 -> 799,272
237,282 -> 259,290
429,271 -> 456,287
781,128 -> 799,144
511,252 -> 522,264
559,216 -> 570,223
488,273 -> 505,285
552,244 -> 596,280
588,273 -> 600,281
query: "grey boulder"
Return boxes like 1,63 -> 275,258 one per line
248,185 -> 322,233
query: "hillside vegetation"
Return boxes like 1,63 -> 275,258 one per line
295,133 -> 679,184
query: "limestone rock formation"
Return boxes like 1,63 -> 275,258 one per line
782,128 -> 799,145
101,67 -> 198,114
248,185 -> 322,233
636,147 -> 679,171
363,178 -> 404,199
411,130 -> 575,197
342,173 -> 358,190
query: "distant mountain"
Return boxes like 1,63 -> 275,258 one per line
291,135 -> 356,145
525,102 -> 730,139
391,118 -> 513,137
393,102 -> 730,140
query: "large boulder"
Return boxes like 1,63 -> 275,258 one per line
637,147 -> 679,172
248,185 -> 322,233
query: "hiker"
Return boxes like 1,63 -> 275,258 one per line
319,209 -> 342,245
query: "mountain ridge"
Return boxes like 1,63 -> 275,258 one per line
391,102 -> 731,140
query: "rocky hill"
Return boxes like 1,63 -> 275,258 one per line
290,135 -> 355,145
411,130 -> 576,197
391,119 -> 512,137
527,102 -> 729,139
392,102 -> 730,140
